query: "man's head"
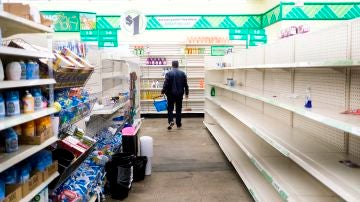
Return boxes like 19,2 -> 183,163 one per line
172,60 -> 179,68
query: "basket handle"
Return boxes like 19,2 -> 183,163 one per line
153,95 -> 166,101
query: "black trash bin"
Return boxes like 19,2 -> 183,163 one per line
133,156 -> 148,182
106,153 -> 135,200
122,134 -> 138,156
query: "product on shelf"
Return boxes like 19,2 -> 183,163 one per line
211,87 -> 216,97
23,90 -> 35,114
0,93 -> 5,118
18,116 -> 53,145
304,86 -> 312,108
26,60 -> 40,80
134,46 -> 145,56
280,25 -> 310,38
184,47 -> 205,55
146,57 -> 167,65
5,62 -> 21,81
186,36 -> 229,44
5,91 -> 21,116
0,128 -> 19,153
54,41 -> 88,58
200,79 -> 205,89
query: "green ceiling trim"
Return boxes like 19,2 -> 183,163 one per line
262,5 -> 281,27
281,2 -> 360,20
96,16 -> 121,30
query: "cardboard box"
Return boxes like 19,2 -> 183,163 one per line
28,172 -> 43,192
18,127 -> 53,145
3,185 -> 22,202
40,14 -> 52,27
4,3 -> 32,21
42,161 -> 58,180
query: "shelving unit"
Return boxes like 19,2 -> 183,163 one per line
0,136 -> 58,173
19,172 -> 59,202
92,100 -> 129,115
135,43 -> 209,114
0,11 -> 53,37
204,19 -> 360,201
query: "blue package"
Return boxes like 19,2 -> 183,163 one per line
0,93 -> 5,118
1,128 -> 19,153
0,179 -> 4,200
31,88 -> 43,111
3,169 -> 17,185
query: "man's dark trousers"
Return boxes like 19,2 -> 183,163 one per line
167,96 -> 183,126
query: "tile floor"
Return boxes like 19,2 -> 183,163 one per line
107,118 -> 252,202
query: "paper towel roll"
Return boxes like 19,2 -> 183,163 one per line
140,136 -> 153,157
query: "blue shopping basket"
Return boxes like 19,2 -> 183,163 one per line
153,96 -> 167,112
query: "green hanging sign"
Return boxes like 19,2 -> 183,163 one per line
211,46 -> 233,56
229,35 -> 248,40
41,11 -> 80,32
98,29 -> 118,47
80,30 -> 98,42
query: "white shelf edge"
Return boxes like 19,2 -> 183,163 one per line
205,60 -> 360,70
0,136 -> 58,173
206,96 -> 360,201
0,79 -> 56,89
205,109 -> 292,201
204,121 -> 281,202
134,122 -> 142,134
19,172 -> 59,202
141,77 -> 204,79
0,107 -> 59,131
141,64 -> 204,67
140,88 -> 204,90
0,11 -> 53,37
141,111 -> 204,114
101,72 -> 129,79
141,99 -> 204,102
209,82 -> 360,136
91,101 -> 128,115
0,46 -> 54,59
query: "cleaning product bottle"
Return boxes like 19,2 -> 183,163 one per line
19,61 -> 26,80
1,128 -> 19,153
155,80 -> 159,89
211,87 -> 216,97
22,121 -> 35,136
35,117 -> 47,136
5,62 -> 21,81
31,88 -> 43,111
26,61 -> 36,80
5,91 -> 20,116
0,59 -> 4,81
304,86 -> 312,108
23,90 -> 35,113
0,93 -> 5,118
13,125 -> 22,136
151,81 -> 156,89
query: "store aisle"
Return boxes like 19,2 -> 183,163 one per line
109,118 -> 252,202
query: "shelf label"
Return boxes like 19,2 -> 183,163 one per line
211,46 -> 233,56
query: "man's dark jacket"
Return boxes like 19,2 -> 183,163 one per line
161,68 -> 189,98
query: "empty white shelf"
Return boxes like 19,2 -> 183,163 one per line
141,110 -> 203,114
0,136 -> 58,173
92,101 -> 128,115
102,72 -> 128,79
0,46 -> 54,58
141,76 -> 203,79
0,79 -> 56,90
0,107 -> 59,131
207,96 -> 360,201
0,11 -> 53,37
205,107 -> 341,201
141,87 -> 204,90
209,82 -> 360,137
141,99 -> 204,102
205,60 -> 360,70
204,121 -> 282,202
19,172 -> 59,202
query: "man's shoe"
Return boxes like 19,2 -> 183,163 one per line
177,123 -> 182,129
168,122 -> 175,130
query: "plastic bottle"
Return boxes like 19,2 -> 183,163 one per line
151,81 -> 156,89
5,62 -> 21,81
31,88 -> 43,111
163,58 -> 167,65
155,80 -> 159,89
5,91 -> 20,116
0,93 -> 5,118
13,125 -> 22,136
26,61 -> 36,80
304,86 -> 312,108
0,59 -> 4,81
22,121 -> 36,137
35,117 -> 47,136
19,61 -> 26,80
1,128 -> 19,153
211,87 -> 216,97
23,90 -> 35,113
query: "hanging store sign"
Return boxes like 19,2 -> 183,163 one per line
211,46 -> 233,56
41,11 -> 80,32
98,29 -> 118,47
80,30 -> 98,41
154,16 -> 200,28
120,10 -> 147,35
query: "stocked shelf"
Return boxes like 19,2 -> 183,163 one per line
205,107 -> 341,201
204,121 -> 281,202
92,101 -> 128,115
0,46 -> 54,58
209,82 -> 360,137
0,107 -> 59,131
19,172 -> 59,202
206,60 -> 360,70
0,79 -> 56,90
50,143 -> 96,191
0,136 -> 58,173
207,95 -> 360,201
0,11 -> 53,37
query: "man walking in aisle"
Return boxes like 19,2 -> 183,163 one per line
161,60 -> 189,130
